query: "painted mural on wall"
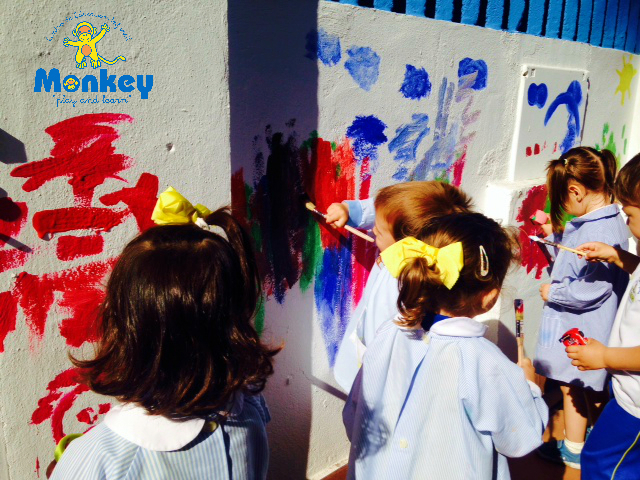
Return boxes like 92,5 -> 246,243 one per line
0,113 -> 158,469
232,29 -> 489,366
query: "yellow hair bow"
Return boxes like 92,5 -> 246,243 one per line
151,187 -> 213,227
380,237 -> 464,289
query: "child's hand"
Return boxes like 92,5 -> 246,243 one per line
518,357 -> 537,383
539,284 -> 550,302
576,241 -> 618,263
566,338 -> 607,370
539,223 -> 553,237
325,202 -> 349,229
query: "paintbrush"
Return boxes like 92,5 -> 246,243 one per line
528,235 -> 586,256
305,202 -> 375,243
514,299 -> 524,364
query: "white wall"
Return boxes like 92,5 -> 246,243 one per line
0,1 -> 229,479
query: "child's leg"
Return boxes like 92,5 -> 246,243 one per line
561,384 -> 588,442
582,397 -> 640,480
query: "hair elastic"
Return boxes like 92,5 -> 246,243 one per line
209,224 -> 228,240
563,158 -> 569,167
479,245 -> 490,277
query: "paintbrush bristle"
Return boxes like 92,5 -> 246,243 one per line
305,201 -> 316,211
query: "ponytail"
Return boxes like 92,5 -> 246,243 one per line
597,148 -> 617,202
396,257 -> 445,330
546,146 -> 617,234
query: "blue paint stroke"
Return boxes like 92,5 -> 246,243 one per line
527,83 -> 548,108
544,80 -> 583,154
345,47 -> 380,91
458,58 -> 488,90
388,114 -> 431,180
346,116 -> 388,173
314,245 -> 353,367
400,64 -> 432,100
407,78 -> 459,181
305,29 -> 341,66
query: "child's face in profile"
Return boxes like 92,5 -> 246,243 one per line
622,203 -> 640,238
373,211 -> 395,252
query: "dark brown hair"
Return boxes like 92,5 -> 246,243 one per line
72,207 -> 280,419
615,152 -> 640,207
546,147 -> 617,233
396,212 -> 520,329
374,181 -> 473,241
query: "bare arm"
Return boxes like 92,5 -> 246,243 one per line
578,241 -> 640,275
567,339 -> 640,371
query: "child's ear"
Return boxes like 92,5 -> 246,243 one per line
481,288 -> 500,311
568,183 -> 585,202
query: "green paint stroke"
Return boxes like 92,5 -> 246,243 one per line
255,295 -> 265,336
300,216 -> 323,292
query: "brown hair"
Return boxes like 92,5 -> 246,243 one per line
396,212 -> 520,329
374,181 -> 473,241
546,147 -> 617,233
72,207 -> 280,419
615,152 -> 640,207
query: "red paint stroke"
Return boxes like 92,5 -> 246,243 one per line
526,146 -> 532,157
31,368 -> 91,443
553,142 -> 558,153
76,403 -> 111,425
351,157 -> 376,307
0,197 -> 29,244
534,144 -> 541,155
56,235 -> 104,261
515,185 -> 550,279
450,148 -> 466,187
99,172 -> 159,232
231,168 -> 248,226
11,114 -> 134,206
5,259 -> 115,347
33,207 -> 126,239
0,249 -> 31,274
309,138 -> 356,249
0,291 -> 18,353
35,457 -> 40,478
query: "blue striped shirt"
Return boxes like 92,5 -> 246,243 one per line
343,317 -> 548,480
51,394 -> 270,480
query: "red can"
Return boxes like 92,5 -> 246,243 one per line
559,328 -> 588,346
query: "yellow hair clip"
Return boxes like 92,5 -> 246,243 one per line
380,237 -> 464,289
151,187 -> 213,228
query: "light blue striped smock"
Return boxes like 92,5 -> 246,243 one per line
343,317 -> 548,480
51,394 -> 270,480
534,204 -> 629,390
334,199 -> 399,393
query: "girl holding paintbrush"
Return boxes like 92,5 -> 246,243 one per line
533,147 -> 629,469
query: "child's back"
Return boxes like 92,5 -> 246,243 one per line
333,181 -> 473,391
343,213 -> 548,480
51,194 -> 279,480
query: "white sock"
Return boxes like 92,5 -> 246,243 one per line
563,437 -> 584,454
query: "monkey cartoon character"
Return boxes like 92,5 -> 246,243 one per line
63,22 -> 126,69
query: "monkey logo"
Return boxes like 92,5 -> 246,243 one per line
63,76 -> 79,91
63,22 -> 126,69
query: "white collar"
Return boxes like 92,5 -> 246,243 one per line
428,316 -> 487,337
104,403 -> 206,451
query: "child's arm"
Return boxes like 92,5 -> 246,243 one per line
461,351 -> 548,458
545,259 -> 621,310
326,199 -> 375,230
577,241 -> 640,275
566,339 -> 640,371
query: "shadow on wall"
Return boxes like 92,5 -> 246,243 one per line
0,129 -> 28,165
228,2 -> 319,479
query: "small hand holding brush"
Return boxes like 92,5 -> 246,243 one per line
305,201 -> 374,243
528,235 -> 587,256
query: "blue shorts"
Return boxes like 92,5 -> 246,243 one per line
582,397 -> 640,479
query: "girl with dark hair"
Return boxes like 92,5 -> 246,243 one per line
51,189 -> 280,479
342,212 -> 548,479
534,147 -> 629,469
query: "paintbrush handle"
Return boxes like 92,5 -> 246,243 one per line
344,224 -> 375,243
556,244 -> 586,256
517,337 -> 524,364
